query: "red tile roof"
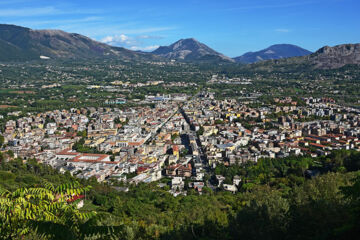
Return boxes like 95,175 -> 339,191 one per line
67,194 -> 85,203
70,153 -> 112,163
57,148 -> 80,156
309,143 -> 327,148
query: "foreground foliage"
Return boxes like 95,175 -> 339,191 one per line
0,180 -> 121,239
0,151 -> 360,239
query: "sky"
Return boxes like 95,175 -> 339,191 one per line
0,0 -> 359,57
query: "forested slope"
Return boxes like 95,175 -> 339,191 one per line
1,150 -> 360,239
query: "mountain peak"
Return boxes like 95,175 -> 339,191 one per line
153,38 -> 234,63
240,43 -> 360,70
234,44 -> 312,63
311,43 -> 360,69
179,38 -> 198,42
315,44 -> 359,54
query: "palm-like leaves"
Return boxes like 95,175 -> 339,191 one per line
0,180 -> 114,240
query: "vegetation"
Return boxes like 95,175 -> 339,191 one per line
0,182 -> 95,239
1,59 -> 360,121
0,150 -> 360,239
72,138 -> 103,154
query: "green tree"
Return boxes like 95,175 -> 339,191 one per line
0,181 -> 120,239
0,135 -> 4,148
196,126 -> 204,136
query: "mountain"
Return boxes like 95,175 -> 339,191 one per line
310,44 -> 360,69
152,38 -> 234,63
0,24 -> 158,61
234,44 -> 312,63
1,24 -> 357,69
239,43 -> 360,71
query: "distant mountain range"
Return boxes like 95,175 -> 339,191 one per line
233,44 -> 312,63
0,24 -> 157,61
152,38 -> 234,63
0,24 -> 359,69
240,43 -> 360,71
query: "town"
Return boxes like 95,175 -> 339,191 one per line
1,91 -> 359,196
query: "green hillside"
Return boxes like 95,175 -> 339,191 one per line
1,150 -> 360,239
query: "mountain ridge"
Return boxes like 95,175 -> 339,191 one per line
240,43 -> 360,70
0,24 -> 158,61
0,24 -> 359,69
310,43 -> 360,69
152,38 -> 235,63
234,44 -> 312,63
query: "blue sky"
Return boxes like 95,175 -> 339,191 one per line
0,0 -> 359,57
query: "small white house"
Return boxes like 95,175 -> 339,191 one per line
233,175 -> 241,186
223,184 -> 237,193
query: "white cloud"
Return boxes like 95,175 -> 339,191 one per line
100,34 -> 161,51
101,36 -> 114,43
100,33 -> 164,52
101,34 -> 131,44
130,45 -> 159,51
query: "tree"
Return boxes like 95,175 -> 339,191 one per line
0,181 -> 121,239
180,149 -> 189,157
6,150 -> 14,158
0,135 -> 4,148
196,126 -> 204,136
171,133 -> 179,141
77,130 -> 87,138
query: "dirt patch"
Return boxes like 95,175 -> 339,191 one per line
9,91 -> 36,94
0,105 -> 16,109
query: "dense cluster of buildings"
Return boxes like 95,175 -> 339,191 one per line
208,74 -> 252,85
183,95 -> 360,169
1,93 -> 360,195
1,99 -> 204,191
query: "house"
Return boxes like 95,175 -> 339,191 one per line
56,148 -> 80,160
194,172 -> 204,181
71,153 -> 111,163
189,182 -> 205,193
105,98 -> 127,105
166,164 -> 180,176
233,175 -> 241,186
216,175 -> 226,187
223,184 -> 237,193
178,164 -> 192,177
171,177 -> 184,191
